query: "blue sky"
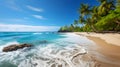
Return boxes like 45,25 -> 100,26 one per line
0,0 -> 98,31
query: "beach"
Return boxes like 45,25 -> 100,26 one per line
75,32 -> 120,67
0,32 -> 120,67
0,32 -> 98,67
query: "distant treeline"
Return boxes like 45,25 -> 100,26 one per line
58,0 -> 120,32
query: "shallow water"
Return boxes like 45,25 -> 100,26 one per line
0,32 -> 96,67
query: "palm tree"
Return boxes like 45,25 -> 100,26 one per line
98,0 -> 115,16
90,6 -> 100,32
73,20 -> 78,27
97,0 -> 105,3
116,0 -> 120,8
69,24 -> 74,32
79,4 -> 91,18
117,0 -> 120,4
78,4 -> 92,32
78,16 -> 85,24
78,4 -> 92,26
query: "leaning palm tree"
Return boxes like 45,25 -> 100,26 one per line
78,4 -> 92,25
79,4 -> 91,18
98,0 -> 115,16
78,16 -> 86,25
90,6 -> 100,32
78,4 -> 93,32
79,4 -> 95,32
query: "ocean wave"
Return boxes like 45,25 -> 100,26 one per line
33,33 -> 42,35
0,43 -> 96,67
18,44 -> 96,67
0,33 -> 97,67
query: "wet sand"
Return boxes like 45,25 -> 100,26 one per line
75,32 -> 120,67
88,36 -> 120,67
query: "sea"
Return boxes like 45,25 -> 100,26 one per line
0,32 -> 96,67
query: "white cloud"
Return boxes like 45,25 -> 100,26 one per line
32,15 -> 45,20
26,5 -> 43,12
0,23 -> 60,32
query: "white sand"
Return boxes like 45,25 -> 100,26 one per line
75,32 -> 120,46
74,32 -> 120,67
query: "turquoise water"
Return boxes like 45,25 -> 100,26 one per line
0,32 -> 65,45
0,32 -> 95,67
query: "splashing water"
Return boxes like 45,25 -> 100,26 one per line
0,32 -> 97,67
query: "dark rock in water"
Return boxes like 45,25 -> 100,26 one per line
2,44 -> 32,52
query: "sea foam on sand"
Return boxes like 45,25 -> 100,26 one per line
0,33 -> 97,67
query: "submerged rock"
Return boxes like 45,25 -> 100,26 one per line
2,44 -> 32,52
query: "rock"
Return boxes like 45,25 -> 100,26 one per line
2,44 -> 32,52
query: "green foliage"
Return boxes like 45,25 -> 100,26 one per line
58,0 -> 120,32
96,14 -> 117,31
58,24 -> 84,32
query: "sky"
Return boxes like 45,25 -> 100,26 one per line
0,0 -> 98,32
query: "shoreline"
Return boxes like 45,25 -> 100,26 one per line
75,32 -> 120,67
75,32 -> 120,46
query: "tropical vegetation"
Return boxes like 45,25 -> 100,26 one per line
58,0 -> 120,32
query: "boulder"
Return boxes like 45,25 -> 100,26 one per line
2,44 -> 32,52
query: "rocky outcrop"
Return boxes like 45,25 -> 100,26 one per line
2,44 -> 32,52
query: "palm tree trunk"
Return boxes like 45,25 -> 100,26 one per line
91,25 -> 97,32
115,20 -> 120,25
115,21 -> 120,31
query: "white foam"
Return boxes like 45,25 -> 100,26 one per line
17,43 -> 96,67
33,33 -> 42,35
0,33 -> 97,67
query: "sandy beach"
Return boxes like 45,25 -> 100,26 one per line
75,32 -> 120,67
